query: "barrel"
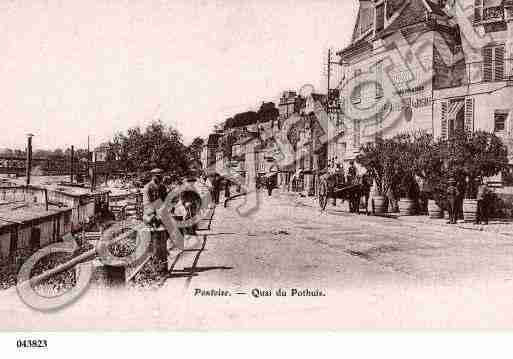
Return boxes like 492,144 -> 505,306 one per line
398,198 -> 416,216
373,195 -> 386,214
463,199 -> 478,222
428,200 -> 443,219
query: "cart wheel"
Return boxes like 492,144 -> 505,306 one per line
318,181 -> 328,211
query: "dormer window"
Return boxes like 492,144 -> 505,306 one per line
475,0 -> 483,21
360,7 -> 373,36
475,0 -> 504,23
375,3 -> 385,33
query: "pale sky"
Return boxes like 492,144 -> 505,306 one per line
0,0 -> 356,150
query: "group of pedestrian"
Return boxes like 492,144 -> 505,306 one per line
445,177 -> 491,225
322,164 -> 494,225
142,168 -> 199,233
198,173 -> 234,205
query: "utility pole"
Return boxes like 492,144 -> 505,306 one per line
26,134 -> 34,186
325,48 -> 342,167
89,136 -> 96,192
327,48 -> 331,115
70,145 -> 74,183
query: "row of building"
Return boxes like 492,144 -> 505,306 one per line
202,0 -> 513,195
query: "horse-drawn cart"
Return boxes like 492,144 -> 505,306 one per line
318,172 -> 372,214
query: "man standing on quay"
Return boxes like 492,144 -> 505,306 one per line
476,179 -> 490,225
446,177 -> 460,225
142,168 -> 164,227
347,161 -> 357,185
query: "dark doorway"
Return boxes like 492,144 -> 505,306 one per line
30,227 -> 41,250
449,99 -> 465,137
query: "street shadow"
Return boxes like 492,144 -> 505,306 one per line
167,236 -> 234,287
183,265 -> 233,273
167,272 -> 200,279
489,218 -> 513,224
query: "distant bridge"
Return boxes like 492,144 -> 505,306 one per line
0,156 -> 126,177
0,156 -> 85,176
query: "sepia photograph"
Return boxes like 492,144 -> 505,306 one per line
1,0 -> 513,336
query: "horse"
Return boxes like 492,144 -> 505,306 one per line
319,173 -> 373,215
349,173 -> 373,215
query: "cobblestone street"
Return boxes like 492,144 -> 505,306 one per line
3,191 -> 513,329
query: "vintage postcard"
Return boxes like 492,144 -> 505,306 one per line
1,0 -> 513,332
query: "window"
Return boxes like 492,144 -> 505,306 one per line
373,61 -> 384,98
375,4 -> 385,33
494,110 -> 508,132
476,0 -> 504,22
374,112 -> 383,140
483,45 -> 505,81
483,0 -> 504,21
441,101 -> 448,139
360,8 -> 373,35
507,6 -> 513,20
465,98 -> 475,133
351,69 -> 362,104
475,0 -> 483,21
9,228 -> 18,256
353,119 -> 361,148
30,227 -> 41,250
336,140 -> 347,159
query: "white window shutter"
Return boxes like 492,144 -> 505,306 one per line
465,97 -> 475,133
441,101 -> 448,139
353,119 -> 360,148
494,45 -> 505,80
483,47 -> 493,82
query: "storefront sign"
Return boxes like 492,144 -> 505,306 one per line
389,97 -> 432,112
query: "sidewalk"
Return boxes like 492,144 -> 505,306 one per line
277,190 -> 513,237
399,215 -> 513,237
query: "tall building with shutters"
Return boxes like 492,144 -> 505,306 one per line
331,0 -> 513,165
433,0 -> 513,161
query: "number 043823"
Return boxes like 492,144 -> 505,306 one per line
16,339 -> 48,348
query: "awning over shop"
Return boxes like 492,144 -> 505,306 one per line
448,101 -> 464,121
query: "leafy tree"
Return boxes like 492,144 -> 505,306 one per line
440,130 -> 508,198
257,102 -> 279,125
106,120 -> 189,176
357,134 -> 410,197
53,148 -> 64,157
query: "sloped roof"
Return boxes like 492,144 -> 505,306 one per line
0,202 -> 71,230
376,0 -> 428,39
337,38 -> 373,61
234,133 -> 259,146
375,0 -> 450,39
340,0 -> 451,58
387,0 -> 405,18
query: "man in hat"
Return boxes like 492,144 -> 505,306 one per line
266,174 -> 275,197
142,168 -> 164,227
224,178 -> 231,199
476,178 -> 490,225
446,177 -> 460,224
212,173 -> 221,204
347,160 -> 357,185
